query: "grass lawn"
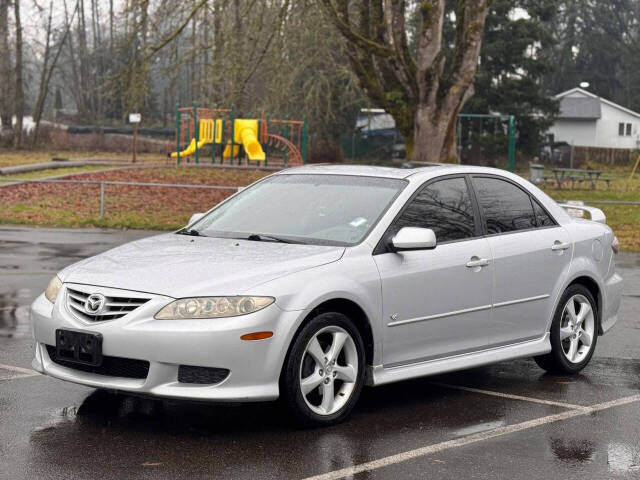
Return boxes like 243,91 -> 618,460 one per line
0,167 -> 270,230
542,171 -> 640,251
0,149 -> 164,167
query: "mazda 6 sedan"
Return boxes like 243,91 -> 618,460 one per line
31,164 -> 623,425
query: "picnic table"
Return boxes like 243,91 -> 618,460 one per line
551,168 -> 602,190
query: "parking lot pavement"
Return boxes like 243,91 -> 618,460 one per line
1,225 -> 639,479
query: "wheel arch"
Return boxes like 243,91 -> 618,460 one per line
565,275 -> 603,334
280,298 -> 375,383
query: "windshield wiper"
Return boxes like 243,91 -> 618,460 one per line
176,228 -> 203,236
246,233 -> 298,244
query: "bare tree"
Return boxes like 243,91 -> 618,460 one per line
0,0 -> 11,132
32,1 -> 78,145
13,0 -> 24,148
319,0 -> 490,162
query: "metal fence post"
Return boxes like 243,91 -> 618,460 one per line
193,102 -> 199,165
301,117 -> 308,164
175,104 -> 181,165
508,115 -> 516,172
99,182 -> 105,220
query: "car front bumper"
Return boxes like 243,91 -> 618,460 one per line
30,284 -> 306,402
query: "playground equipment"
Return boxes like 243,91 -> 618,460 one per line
170,103 -> 307,167
171,118 -> 214,158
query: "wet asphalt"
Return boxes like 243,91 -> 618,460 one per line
1,225 -> 639,479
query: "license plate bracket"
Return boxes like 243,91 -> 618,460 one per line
55,329 -> 103,366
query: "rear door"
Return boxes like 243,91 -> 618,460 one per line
470,175 -> 572,347
374,176 -> 493,367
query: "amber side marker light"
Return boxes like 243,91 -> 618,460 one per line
240,331 -> 273,341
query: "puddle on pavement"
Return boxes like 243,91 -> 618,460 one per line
0,289 -> 32,338
608,442 -> 640,473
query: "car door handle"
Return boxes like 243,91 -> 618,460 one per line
466,257 -> 490,268
551,241 -> 571,251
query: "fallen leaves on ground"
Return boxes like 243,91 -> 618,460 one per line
0,167 -> 270,230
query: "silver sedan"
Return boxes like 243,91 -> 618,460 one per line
31,164 -> 623,425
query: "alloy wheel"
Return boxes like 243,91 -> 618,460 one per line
298,325 -> 359,416
559,294 -> 595,364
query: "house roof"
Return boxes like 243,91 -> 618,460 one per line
554,87 -> 640,119
558,97 -> 601,119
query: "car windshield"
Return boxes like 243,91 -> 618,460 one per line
190,174 -> 407,246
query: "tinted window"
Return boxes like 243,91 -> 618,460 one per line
533,199 -> 555,227
391,178 -> 476,243
473,177 -> 537,234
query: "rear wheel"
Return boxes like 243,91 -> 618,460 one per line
281,312 -> 365,426
535,285 -> 598,374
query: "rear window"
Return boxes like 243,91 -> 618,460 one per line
473,177 -> 537,234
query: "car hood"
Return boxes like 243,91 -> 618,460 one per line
60,233 -> 345,298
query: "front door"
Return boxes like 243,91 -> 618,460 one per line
374,176 -> 493,367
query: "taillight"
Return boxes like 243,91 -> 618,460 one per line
611,236 -> 619,254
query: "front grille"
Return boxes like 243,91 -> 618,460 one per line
46,345 -> 150,379
66,287 -> 150,322
178,365 -> 230,385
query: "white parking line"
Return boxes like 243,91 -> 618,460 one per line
0,363 -> 40,381
433,382 -> 591,411
0,372 -> 39,381
302,394 -> 640,480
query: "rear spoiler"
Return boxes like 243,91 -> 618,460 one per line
558,203 -> 606,224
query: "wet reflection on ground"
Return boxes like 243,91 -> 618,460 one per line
22,376 -> 563,479
607,442 -> 640,473
550,438 -> 595,465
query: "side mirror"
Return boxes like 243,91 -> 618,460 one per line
391,227 -> 436,251
188,213 -> 205,225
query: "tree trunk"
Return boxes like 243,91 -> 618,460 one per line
32,0 -> 77,145
13,0 -> 24,148
0,0 -> 11,131
109,0 -> 114,53
31,0 -> 54,147
413,102 -> 463,164
319,0 -> 489,163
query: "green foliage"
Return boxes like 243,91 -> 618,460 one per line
462,0 -> 558,155
542,0 -> 640,113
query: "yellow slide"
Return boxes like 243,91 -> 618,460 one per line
235,119 -> 265,162
217,119 -> 266,161
171,119 -> 214,158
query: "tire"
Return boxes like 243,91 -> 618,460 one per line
280,312 -> 365,427
534,284 -> 598,374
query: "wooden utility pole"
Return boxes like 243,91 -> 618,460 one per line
133,123 -> 137,163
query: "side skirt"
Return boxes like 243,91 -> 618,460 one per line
366,333 -> 551,387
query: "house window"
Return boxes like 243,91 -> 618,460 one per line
626,123 -> 633,136
619,123 -> 625,136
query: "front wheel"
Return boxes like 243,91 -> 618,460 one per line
535,285 -> 598,374
281,312 -> 365,426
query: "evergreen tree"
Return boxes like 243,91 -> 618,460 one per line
462,0 -> 558,156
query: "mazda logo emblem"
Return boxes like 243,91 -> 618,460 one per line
84,293 -> 106,314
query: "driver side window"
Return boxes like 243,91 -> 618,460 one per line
390,177 -> 477,243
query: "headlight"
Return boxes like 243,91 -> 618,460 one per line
44,276 -> 63,304
154,296 -> 275,320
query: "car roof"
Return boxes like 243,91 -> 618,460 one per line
273,163 -> 573,226
277,163 -> 507,181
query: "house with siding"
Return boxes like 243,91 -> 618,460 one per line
547,87 -> 640,150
